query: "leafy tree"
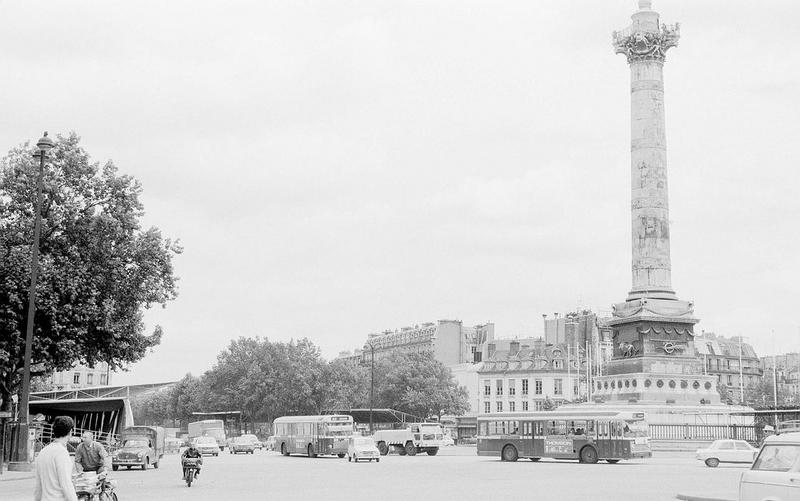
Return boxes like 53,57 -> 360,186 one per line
201,337 -> 327,423
0,133 -> 181,411
743,377 -> 794,408
374,350 -> 470,420
321,358 -> 370,410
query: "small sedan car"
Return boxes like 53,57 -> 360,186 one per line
740,432 -> 800,501
347,435 -> 380,463
696,439 -> 758,467
229,436 -> 257,454
193,436 -> 220,456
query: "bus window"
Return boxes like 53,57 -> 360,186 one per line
479,422 -> 488,436
545,420 -> 567,436
523,422 -> 532,437
586,420 -> 595,436
622,420 -> 649,438
534,421 -> 544,436
571,420 -> 587,436
510,421 -> 519,435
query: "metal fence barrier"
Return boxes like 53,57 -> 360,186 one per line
649,424 -> 760,444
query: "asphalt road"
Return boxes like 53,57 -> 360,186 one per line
1,447 -> 744,501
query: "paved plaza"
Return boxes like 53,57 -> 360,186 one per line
1,446 -> 744,501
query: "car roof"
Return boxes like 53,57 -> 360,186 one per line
764,431 -> 800,444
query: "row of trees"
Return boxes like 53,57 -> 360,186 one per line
133,337 -> 470,426
718,379 -> 798,408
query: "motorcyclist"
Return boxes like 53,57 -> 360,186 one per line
74,431 -> 110,474
181,445 -> 203,479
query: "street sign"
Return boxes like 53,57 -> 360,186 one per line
0,411 -> 11,418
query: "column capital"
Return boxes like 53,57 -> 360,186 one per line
613,23 -> 680,64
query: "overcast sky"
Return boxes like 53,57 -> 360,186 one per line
2,1 -> 798,385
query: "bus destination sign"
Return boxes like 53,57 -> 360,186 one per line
544,436 -> 573,455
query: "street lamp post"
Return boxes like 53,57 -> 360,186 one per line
368,343 -> 375,434
15,132 -> 54,465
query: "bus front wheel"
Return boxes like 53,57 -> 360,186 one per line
501,445 -> 518,462
579,446 -> 598,464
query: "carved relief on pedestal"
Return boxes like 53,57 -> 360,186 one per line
613,23 -> 680,64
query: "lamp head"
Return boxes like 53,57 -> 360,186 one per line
36,131 -> 54,152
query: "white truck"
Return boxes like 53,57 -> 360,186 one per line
373,423 -> 447,456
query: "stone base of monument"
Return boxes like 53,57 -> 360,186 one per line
591,372 -> 721,406
573,297 -> 756,426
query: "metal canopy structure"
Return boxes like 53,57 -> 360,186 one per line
327,408 -> 425,425
29,382 -> 177,401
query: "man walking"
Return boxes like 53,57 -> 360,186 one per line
74,430 -> 109,473
34,416 -> 79,501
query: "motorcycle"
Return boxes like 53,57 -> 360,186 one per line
182,457 -> 201,487
73,471 -> 118,501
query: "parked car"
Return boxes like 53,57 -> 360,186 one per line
193,436 -> 220,456
739,432 -> 800,501
347,435 -> 380,463
265,436 -> 276,451
695,439 -> 758,467
229,435 -> 257,454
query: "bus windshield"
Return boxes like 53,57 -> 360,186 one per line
623,420 -> 649,438
323,423 -> 353,436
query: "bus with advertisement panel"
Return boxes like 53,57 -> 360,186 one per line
273,415 -> 354,458
477,410 -> 651,463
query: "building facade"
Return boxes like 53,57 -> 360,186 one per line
341,320 -> 495,367
48,363 -> 112,390
478,342 -> 582,414
695,333 -> 762,389
761,353 -> 800,404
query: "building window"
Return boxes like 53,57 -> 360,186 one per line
535,379 -> 543,395
727,375 -> 732,385
509,401 -> 515,412
534,400 -> 544,411
496,380 -> 503,396
522,379 -> 529,396
508,379 -> 516,396
484,380 -> 491,396
573,382 -> 579,396
87,373 -> 94,385
73,373 -> 80,384
553,360 -> 563,369
484,402 -> 491,414
554,379 -> 563,395
100,373 -> 108,385
496,402 -> 503,412
522,401 -> 529,411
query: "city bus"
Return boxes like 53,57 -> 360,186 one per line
477,410 -> 651,463
273,415 -> 354,458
